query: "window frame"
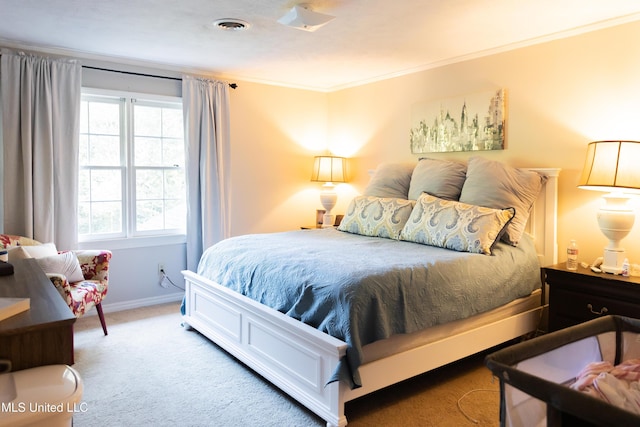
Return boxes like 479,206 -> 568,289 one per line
79,88 -> 186,246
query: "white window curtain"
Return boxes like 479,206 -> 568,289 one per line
182,75 -> 231,271
0,51 -> 81,249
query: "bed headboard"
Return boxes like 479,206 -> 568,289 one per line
525,168 -> 560,268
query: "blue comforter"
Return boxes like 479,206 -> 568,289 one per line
196,228 -> 541,388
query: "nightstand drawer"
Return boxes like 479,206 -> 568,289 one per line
550,287 -> 639,330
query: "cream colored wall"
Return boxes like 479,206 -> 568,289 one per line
326,20 -> 640,267
228,80 -> 358,234
222,20 -> 640,267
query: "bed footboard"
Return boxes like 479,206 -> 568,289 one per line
182,270 -> 348,427
183,270 -> 543,426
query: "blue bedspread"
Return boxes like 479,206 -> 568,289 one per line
196,228 -> 541,388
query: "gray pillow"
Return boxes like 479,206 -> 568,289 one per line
407,158 -> 467,201
459,156 -> 547,246
363,163 -> 415,199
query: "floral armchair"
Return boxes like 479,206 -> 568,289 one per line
0,234 -> 112,335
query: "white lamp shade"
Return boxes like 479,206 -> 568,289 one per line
579,140 -> 640,193
310,156 -> 347,184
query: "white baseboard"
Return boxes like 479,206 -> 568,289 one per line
83,292 -> 184,316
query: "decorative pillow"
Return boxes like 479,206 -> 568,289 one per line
36,251 -> 85,283
408,158 -> 467,201
363,163 -> 415,200
7,246 -> 30,263
20,242 -> 58,259
400,193 -> 515,255
459,156 -> 547,246
338,196 -> 416,240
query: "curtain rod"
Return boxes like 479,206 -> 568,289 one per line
82,65 -> 238,89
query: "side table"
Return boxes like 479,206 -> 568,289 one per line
544,263 -> 640,332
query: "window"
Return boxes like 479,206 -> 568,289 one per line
78,90 -> 186,241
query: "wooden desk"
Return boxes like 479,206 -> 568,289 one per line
0,258 -> 75,371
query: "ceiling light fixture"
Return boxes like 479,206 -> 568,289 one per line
213,19 -> 250,31
277,4 -> 335,32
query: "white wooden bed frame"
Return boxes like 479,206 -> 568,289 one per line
182,168 -> 560,427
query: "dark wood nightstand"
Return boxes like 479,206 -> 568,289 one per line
301,215 -> 343,230
544,263 -> 640,332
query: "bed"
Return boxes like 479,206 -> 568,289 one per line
182,156 -> 560,427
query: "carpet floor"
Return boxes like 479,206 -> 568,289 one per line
72,302 -> 501,426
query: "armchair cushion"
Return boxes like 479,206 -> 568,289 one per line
48,274 -> 108,317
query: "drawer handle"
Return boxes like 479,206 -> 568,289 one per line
587,304 -> 608,316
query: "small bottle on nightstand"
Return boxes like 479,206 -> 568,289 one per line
622,258 -> 630,277
566,240 -> 578,270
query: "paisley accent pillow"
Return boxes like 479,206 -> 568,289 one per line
400,193 -> 515,255
338,196 -> 416,240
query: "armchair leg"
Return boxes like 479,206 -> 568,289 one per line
96,303 -> 108,336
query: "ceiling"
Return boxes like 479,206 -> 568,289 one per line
2,0 -> 640,91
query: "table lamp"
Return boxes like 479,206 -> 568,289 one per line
578,140 -> 640,274
311,156 -> 347,227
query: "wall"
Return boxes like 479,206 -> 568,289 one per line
327,20 -> 640,267
226,81 -> 342,235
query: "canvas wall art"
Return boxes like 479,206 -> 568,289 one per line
410,89 -> 506,154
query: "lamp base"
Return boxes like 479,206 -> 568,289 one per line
600,248 -> 627,275
319,182 -> 337,227
322,213 -> 335,228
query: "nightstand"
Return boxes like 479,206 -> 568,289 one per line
300,225 -> 339,230
301,215 -> 343,230
544,263 -> 640,332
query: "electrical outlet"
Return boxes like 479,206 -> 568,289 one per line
158,263 -> 168,288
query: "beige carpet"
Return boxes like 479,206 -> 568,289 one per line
72,302 -> 501,426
